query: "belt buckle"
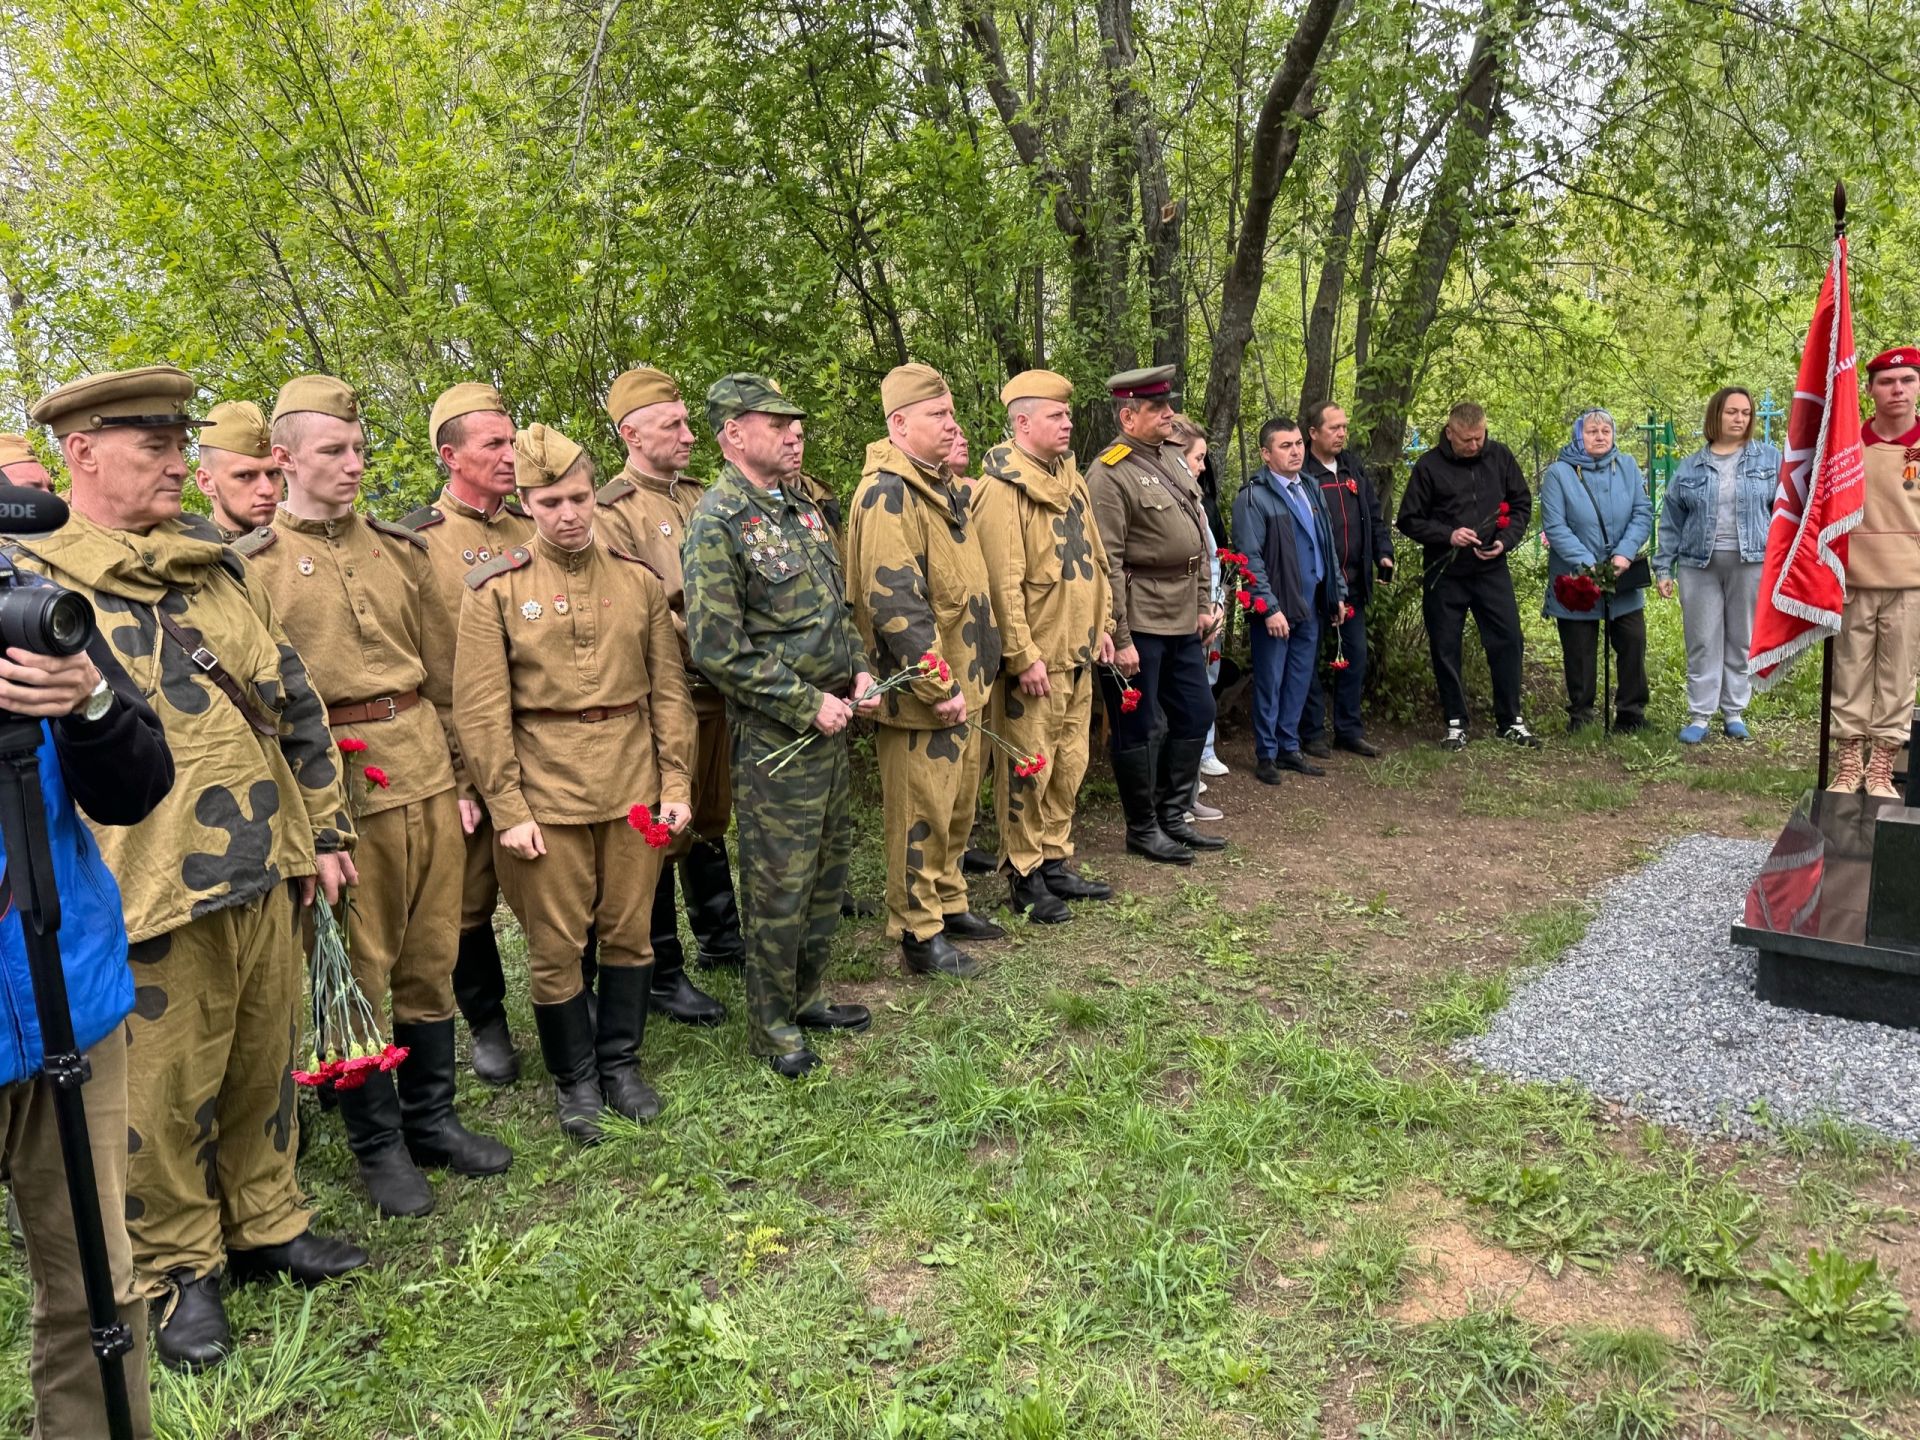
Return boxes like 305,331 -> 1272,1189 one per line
188,646 -> 217,672
579,708 -> 599,723
373,696 -> 398,721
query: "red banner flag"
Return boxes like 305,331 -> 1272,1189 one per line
1751,234 -> 1865,685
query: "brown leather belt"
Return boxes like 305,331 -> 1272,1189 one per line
1126,556 -> 1203,578
328,691 -> 421,725
522,702 -> 639,724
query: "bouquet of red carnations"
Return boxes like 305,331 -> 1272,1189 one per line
762,651 -> 954,774
292,897 -> 407,1090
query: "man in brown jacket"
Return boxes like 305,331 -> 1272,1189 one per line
455,423 -> 697,1142
194,401 -> 282,540
596,366 -> 734,1026
973,370 -> 1116,921
17,366 -> 365,1372
244,375 -> 511,1217
402,383 -> 533,1085
847,364 -> 1003,979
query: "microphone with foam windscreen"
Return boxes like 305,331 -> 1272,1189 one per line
0,485 -> 69,537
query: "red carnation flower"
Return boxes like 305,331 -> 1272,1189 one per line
376,1044 -> 409,1072
1496,516 -> 1511,529
1498,502 -> 1511,515
1331,657 -> 1351,671
1208,649 -> 1222,663
1552,574 -> 1603,613
292,1066 -> 326,1087
1119,687 -> 1141,714
628,804 -> 651,829
363,766 -> 391,790
1235,589 -> 1252,608
645,821 -> 673,848
1253,597 -> 1269,615
338,737 -> 369,755
332,1066 -> 371,1091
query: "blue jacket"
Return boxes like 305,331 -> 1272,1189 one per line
1653,440 -> 1779,575
1230,467 -> 1346,632
1541,432 -> 1654,620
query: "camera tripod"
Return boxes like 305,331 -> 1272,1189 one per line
0,716 -> 136,1440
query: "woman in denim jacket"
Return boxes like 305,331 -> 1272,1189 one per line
1652,387 -> 1780,743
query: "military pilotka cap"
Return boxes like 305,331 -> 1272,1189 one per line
705,373 -> 806,433
881,362 -> 950,416
606,367 -> 681,425
29,365 -> 202,438
0,434 -> 33,470
428,382 -> 508,451
1000,369 -> 1073,406
198,400 -> 272,459
1106,365 -> 1176,400
512,423 -> 585,489
272,374 -> 360,425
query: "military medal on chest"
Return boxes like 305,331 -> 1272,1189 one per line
553,593 -> 570,615
477,548 -> 492,563
297,555 -> 315,575
520,599 -> 543,621
462,548 -> 476,564
659,521 -> 673,537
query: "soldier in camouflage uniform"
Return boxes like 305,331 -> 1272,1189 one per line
17,366 -> 366,1373
972,370 -> 1116,922
847,364 -> 1003,979
401,383 -> 533,1085
193,401 -> 282,540
243,375 -> 511,1216
0,432 -> 55,491
682,375 -> 879,1078
595,367 -> 733,1026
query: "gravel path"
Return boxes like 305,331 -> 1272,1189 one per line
1456,833 -> 1920,1142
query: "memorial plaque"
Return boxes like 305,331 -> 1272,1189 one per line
1866,808 -> 1920,952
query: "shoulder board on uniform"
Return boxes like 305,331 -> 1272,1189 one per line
231,525 -> 277,558
368,516 -> 429,550
502,496 -> 528,518
703,484 -> 750,520
1098,442 -> 1132,466
606,545 -> 665,582
399,504 -> 444,531
465,546 -> 531,589
596,477 -> 637,506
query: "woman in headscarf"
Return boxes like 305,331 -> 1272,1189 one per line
1540,408 -> 1654,732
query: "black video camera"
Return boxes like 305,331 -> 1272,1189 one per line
0,485 -> 94,658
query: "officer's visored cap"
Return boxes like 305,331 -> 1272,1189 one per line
29,365 -> 203,439
198,400 -> 272,460
705,373 -> 806,433
606,367 -> 682,425
0,434 -> 34,470
881,363 -> 950,417
512,423 -> 586,489
1106,364 -> 1176,401
1000,369 -> 1073,406
429,382 -> 508,452
272,374 -> 360,425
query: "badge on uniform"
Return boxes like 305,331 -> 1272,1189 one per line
477,548 -> 492,562
520,600 -> 543,621
462,548 -> 476,563
297,556 -> 315,575
659,521 -> 673,537
553,594 -> 570,615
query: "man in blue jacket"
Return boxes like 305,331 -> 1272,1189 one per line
1300,401 -> 1393,758
1231,417 -> 1346,784
0,563 -> 174,1438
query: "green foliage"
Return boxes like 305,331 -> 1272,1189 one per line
1762,1248 -> 1912,1346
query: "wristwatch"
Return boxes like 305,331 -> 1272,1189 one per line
79,676 -> 112,723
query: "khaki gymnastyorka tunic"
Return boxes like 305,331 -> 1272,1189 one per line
1085,435 -> 1211,645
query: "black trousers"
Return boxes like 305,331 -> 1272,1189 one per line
1557,611 -> 1649,727
1301,598 -> 1368,743
1422,564 -> 1525,728
1102,630 -> 1215,750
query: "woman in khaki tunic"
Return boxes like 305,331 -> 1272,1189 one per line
454,424 -> 696,1142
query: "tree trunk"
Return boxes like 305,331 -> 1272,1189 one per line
1298,146 -> 1368,418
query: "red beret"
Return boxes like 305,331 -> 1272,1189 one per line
1866,347 -> 1920,375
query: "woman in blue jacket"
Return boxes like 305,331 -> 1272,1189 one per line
1652,387 -> 1780,743
1540,409 -> 1654,732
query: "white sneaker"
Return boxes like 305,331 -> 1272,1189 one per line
1188,800 -> 1224,821
1200,755 -> 1230,777
1442,720 -> 1469,752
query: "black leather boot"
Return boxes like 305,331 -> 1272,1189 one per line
681,838 -> 747,968
595,965 -> 661,1121
531,993 -> 605,1144
393,1019 -> 512,1176
1113,746 -> 1192,864
1008,868 -> 1070,924
902,932 -> 981,978
151,1269 -> 230,1372
1041,859 -> 1111,901
1157,737 -> 1226,851
227,1229 -> 368,1286
649,868 -> 726,1025
334,1069 -> 435,1217
453,925 -> 518,1086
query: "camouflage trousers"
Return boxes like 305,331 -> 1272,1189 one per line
732,711 -> 852,1057
461,810 -> 502,933
125,888 -> 310,1294
668,694 -> 732,860
0,1027 -> 153,1439
494,819 -> 665,1005
876,721 -> 982,941
333,791 -> 462,1030
992,664 -> 1093,876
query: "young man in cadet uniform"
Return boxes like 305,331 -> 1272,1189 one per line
1085,365 -> 1226,865
683,375 -> 880,1078
455,423 -> 696,1140
971,369 -> 1116,922
847,364 -> 1004,979
241,375 -> 511,1217
401,382 -> 533,1085
595,366 -> 735,1026
194,400 -> 283,540
17,365 -> 365,1372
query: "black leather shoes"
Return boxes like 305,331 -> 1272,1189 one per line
840,893 -> 881,918
1303,737 -> 1333,759
650,968 -> 726,1026
227,1229 -> 368,1287
768,1048 -> 822,1079
961,847 -> 998,876
1009,869 -> 1071,924
467,1016 -> 519,1087
1276,750 -> 1327,776
903,933 -> 981,979
1335,735 -> 1380,757
152,1270 -> 229,1372
1255,758 -> 1282,785
941,910 -> 1005,941
797,1003 -> 871,1032
1041,859 -> 1110,900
